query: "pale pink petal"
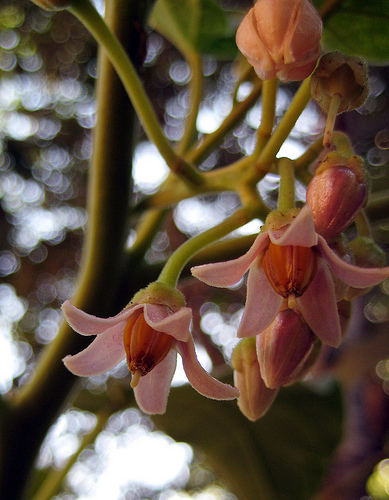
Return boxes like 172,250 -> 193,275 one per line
296,259 -> 341,347
237,264 -> 283,338
191,232 -> 269,287
143,304 -> 191,342
62,300 -> 139,336
63,324 -> 126,375
177,338 -> 239,400
133,348 -> 177,414
268,206 -> 318,247
318,237 -> 389,287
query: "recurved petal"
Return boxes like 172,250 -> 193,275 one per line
269,205 -> 318,247
319,237 -> 389,288
237,264 -> 283,338
62,300 -> 139,336
191,232 -> 269,287
143,304 -> 191,342
134,348 -> 177,414
297,259 -> 341,347
177,338 -> 239,400
63,323 -> 126,375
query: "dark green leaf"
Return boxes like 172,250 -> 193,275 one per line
314,0 -> 389,63
150,0 -> 236,58
154,380 -> 343,500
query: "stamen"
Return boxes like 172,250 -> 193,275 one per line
130,370 -> 142,388
288,294 -> 296,310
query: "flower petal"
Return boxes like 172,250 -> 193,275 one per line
63,323 -> 126,375
134,348 -> 177,414
143,304 -> 191,342
319,237 -> 389,287
191,232 -> 269,287
177,338 -> 239,400
237,264 -> 283,338
62,300 -> 139,336
296,259 -> 341,347
269,205 -> 318,247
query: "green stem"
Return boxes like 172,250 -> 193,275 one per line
158,204 -> 259,287
69,0 -> 203,187
177,52 -> 203,155
254,78 -> 278,156
277,157 -> 295,212
248,77 -> 312,183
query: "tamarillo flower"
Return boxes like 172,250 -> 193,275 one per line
236,0 -> 322,82
62,284 -> 238,414
191,206 -> 389,348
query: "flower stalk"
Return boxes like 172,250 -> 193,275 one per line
277,157 -> 296,212
158,204 -> 260,287
248,77 -> 312,183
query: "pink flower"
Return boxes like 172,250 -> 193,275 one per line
62,300 -> 238,414
191,206 -> 389,348
236,0 -> 322,82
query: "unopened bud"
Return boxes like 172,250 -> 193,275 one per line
236,0 -> 322,82
231,338 -> 279,421
306,152 -> 368,238
256,308 -> 316,388
345,237 -> 387,299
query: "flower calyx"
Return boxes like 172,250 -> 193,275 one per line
130,282 -> 186,312
311,52 -> 369,115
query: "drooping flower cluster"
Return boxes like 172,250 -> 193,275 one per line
191,206 -> 389,419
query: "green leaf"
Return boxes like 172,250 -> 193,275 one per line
149,0 -> 237,58
315,0 -> 389,63
153,380 -> 343,500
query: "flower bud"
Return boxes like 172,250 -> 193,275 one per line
236,0 -> 322,82
345,237 -> 387,300
231,338 -> 279,421
310,52 -> 369,114
123,311 -> 174,387
30,0 -> 72,10
256,308 -> 316,388
306,152 -> 368,238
